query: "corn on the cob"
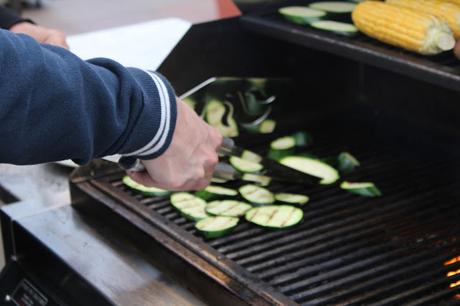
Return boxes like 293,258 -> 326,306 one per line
386,0 -> 460,38
352,2 -> 455,55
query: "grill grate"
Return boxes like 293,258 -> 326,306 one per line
93,124 -> 460,306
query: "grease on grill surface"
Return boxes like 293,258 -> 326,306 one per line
108,135 -> 460,305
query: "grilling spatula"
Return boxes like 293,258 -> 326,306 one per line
108,137 -> 321,185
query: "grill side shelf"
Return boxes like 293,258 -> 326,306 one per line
84,179 -> 296,306
240,14 -> 460,93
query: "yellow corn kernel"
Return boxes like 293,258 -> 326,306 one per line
387,0 -> 460,38
352,2 -> 455,55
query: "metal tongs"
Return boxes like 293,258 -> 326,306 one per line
112,137 -> 320,185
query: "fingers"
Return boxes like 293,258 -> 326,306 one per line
45,31 -> 69,49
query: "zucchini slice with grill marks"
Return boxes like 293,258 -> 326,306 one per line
122,176 -> 170,196
340,181 -> 382,197
239,184 -> 275,205
195,216 -> 239,238
275,193 -> 310,205
230,156 -> 263,173
170,192 -> 208,221
206,200 -> 252,217
280,156 -> 340,185
245,205 -> 304,229
195,185 -> 238,200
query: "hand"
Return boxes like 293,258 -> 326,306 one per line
10,22 -> 68,49
129,98 -> 223,191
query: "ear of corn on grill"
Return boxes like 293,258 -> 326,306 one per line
386,0 -> 460,38
352,1 -> 455,55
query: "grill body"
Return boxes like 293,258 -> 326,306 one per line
71,12 -> 460,306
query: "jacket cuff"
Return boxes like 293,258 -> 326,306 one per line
120,69 -> 177,160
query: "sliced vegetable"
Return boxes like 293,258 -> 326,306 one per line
309,2 -> 356,13
245,205 -> 303,229
242,173 -> 272,187
206,200 -> 252,217
195,185 -> 238,200
311,20 -> 358,36
195,216 -> 239,238
239,184 -> 275,205
275,193 -> 310,205
205,99 -> 239,137
211,178 -> 229,184
280,156 -> 340,185
259,119 -> 276,134
340,181 -> 382,197
338,152 -> 360,173
122,176 -> 170,196
271,136 -> 296,150
279,6 -> 326,25
268,148 -> 294,161
170,193 -> 208,221
241,150 -> 263,163
230,156 -> 263,173
292,131 -> 313,147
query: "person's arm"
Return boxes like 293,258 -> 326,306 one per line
0,29 -> 221,190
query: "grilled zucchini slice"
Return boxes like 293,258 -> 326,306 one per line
206,200 -> 252,217
195,216 -> 239,238
239,184 -> 275,205
122,176 -> 170,196
275,193 -> 310,205
230,156 -> 263,173
340,181 -> 382,197
280,156 -> 340,185
245,205 -> 304,229
170,193 -> 208,221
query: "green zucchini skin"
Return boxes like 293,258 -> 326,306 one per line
340,181 -> 382,197
245,205 -> 304,229
338,152 -> 360,173
195,216 -> 239,238
292,131 -> 313,147
122,176 -> 170,196
239,184 -> 275,205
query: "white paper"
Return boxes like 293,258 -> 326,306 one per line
67,18 -> 191,70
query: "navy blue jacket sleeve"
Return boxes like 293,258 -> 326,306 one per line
0,29 -> 177,165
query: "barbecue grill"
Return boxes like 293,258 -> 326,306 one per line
70,4 -> 460,305
3,1 -> 460,305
